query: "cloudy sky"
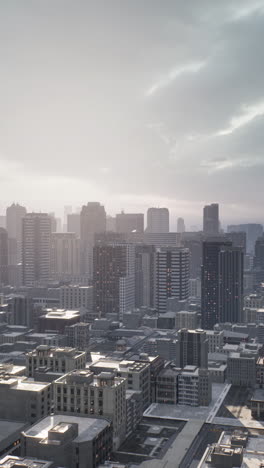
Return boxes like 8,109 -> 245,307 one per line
1,0 -> 264,229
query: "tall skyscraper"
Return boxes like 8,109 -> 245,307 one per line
6,203 -> 27,264
135,244 -> 155,308
225,231 -> 246,254
175,329 -> 208,369
219,246 -> 244,323
80,202 -> 106,277
0,228 -> 8,285
51,233 -> 80,280
116,212 -> 144,233
22,213 -> 51,286
227,223 -> 263,254
253,235 -> 264,285
203,203 -> 219,235
146,208 -> 169,233
93,242 -> 135,320
154,247 -> 190,313
67,213 -> 80,237
201,239 -> 243,328
177,217 -> 185,233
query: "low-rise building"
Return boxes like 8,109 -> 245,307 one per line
0,456 -> 53,468
26,345 -> 86,378
90,359 -> 151,410
0,375 -> 51,423
21,414 -> 113,468
54,369 -> 126,449
250,389 -> 264,420
38,309 -> 80,334
175,310 -> 198,330
156,367 -> 179,405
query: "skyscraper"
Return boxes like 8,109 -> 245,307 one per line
22,213 -> 51,286
227,223 -> 263,254
67,213 -> 80,237
201,239 -> 243,328
203,203 -> 219,235
135,244 -> 155,308
177,217 -> 185,233
116,212 -> 144,233
175,329 -> 208,369
146,208 -> 169,233
219,246 -> 244,323
0,228 -> 8,285
51,232 -> 80,280
154,247 -> 190,313
6,203 -> 27,264
253,235 -> 264,285
93,242 -> 135,320
225,231 -> 246,254
80,202 -> 106,277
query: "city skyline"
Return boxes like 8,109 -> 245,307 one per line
1,1 -> 264,224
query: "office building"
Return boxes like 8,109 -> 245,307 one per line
80,202 -> 106,277
21,415 -> 113,468
93,243 -> 135,320
0,456 -> 53,468
201,239 -> 231,329
156,367 -> 179,404
38,309 -> 80,333
225,231 -> 246,254
175,310 -> 198,330
51,233 -> 80,280
135,244 -> 155,308
177,217 -> 185,233
154,247 -> 190,313
227,352 -> 256,387
26,345 -> 86,377
6,203 -> 27,264
227,223 -> 263,254
178,366 -> 211,406
0,374 -> 51,424
67,213 -> 80,237
65,322 -> 90,350
146,208 -> 169,233
182,238 -> 203,279
60,285 -> 93,312
116,212 -> 144,233
54,369 -> 126,448
206,330 -> 224,353
6,294 -> 33,327
203,203 -> 219,235
219,246 -> 244,323
0,228 -> 8,285
175,329 -> 208,369
90,359 -> 151,410
253,234 -> 264,285
22,213 -> 51,286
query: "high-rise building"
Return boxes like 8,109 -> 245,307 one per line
225,231 -> 246,254
227,223 -> 263,254
93,242 -> 135,320
253,235 -> 264,285
51,232 -> 80,280
6,294 -> 33,327
146,208 -> 169,233
154,247 -> 190,313
175,329 -> 208,369
135,244 -> 155,308
22,213 -> 51,286
80,202 -> 106,277
116,211 -> 144,233
6,203 -> 27,264
177,217 -> 185,233
219,246 -> 244,323
0,228 -> 8,285
60,285 -> 93,315
67,213 -> 80,237
201,239 -> 244,329
203,203 -> 219,235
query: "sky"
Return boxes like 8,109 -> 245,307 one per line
1,0 -> 264,229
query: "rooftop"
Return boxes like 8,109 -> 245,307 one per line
23,414 -> 110,442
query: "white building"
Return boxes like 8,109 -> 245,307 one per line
26,345 -> 86,377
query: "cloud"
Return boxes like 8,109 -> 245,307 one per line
0,0 -> 264,224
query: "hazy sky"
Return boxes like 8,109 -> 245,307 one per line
1,0 -> 264,228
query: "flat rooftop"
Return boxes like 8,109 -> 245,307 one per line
24,414 -> 110,442
144,384 -> 229,422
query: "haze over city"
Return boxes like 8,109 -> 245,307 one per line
1,0 -> 264,226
